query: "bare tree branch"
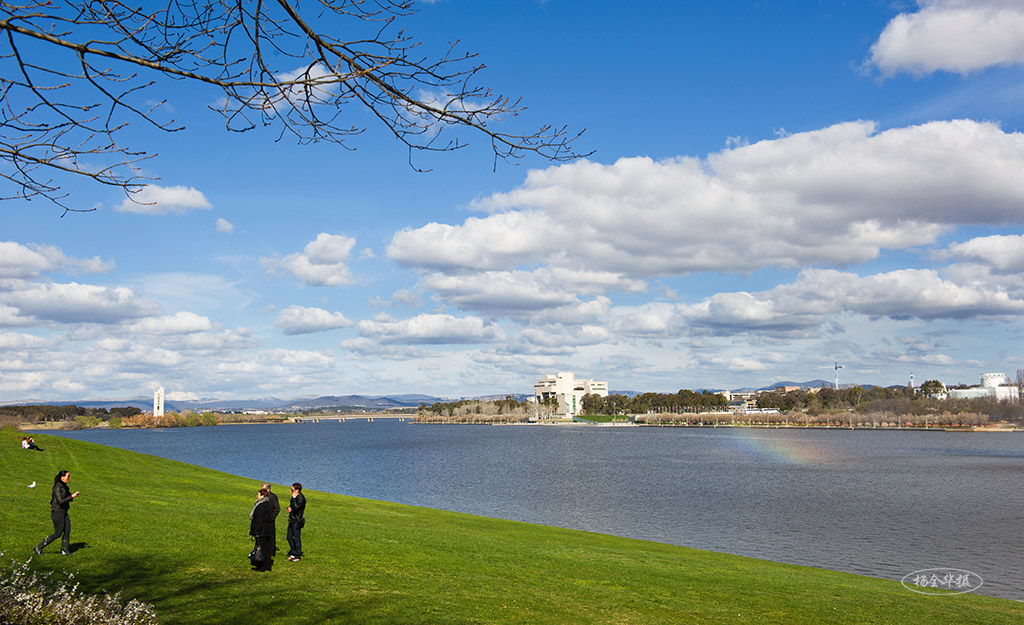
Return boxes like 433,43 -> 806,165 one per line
0,0 -> 590,212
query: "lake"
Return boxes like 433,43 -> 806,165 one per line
45,421 -> 1024,601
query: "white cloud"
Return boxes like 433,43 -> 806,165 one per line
390,120 -> 1024,282
275,305 -> 352,335
947,234 -> 1024,273
357,313 -> 505,344
116,185 -> 213,215
606,302 -> 680,337
0,371 -> 48,395
0,331 -> 50,349
504,324 -> 610,355
262,233 -> 356,286
216,218 -> 235,234
868,0 -> 1024,76
389,211 -> 560,272
418,267 -> 643,319
125,312 -> 215,335
0,241 -> 112,279
5,282 -> 160,323
421,271 -> 580,315
678,267 -> 1024,338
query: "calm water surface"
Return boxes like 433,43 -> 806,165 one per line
47,422 -> 1024,601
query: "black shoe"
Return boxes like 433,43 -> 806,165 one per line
61,550 -> 71,556
33,546 -> 42,555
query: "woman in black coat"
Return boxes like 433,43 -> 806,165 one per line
249,487 -> 276,571
35,470 -> 79,555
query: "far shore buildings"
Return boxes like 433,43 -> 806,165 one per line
534,372 -> 608,419
153,386 -> 165,417
947,372 -> 1020,402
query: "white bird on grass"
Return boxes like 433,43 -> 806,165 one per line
27,481 -> 35,488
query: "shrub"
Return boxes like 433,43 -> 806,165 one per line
0,553 -> 157,625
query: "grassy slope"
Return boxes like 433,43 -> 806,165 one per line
1,429 -> 1019,625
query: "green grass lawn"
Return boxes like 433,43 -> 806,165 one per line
1,428 -> 1020,624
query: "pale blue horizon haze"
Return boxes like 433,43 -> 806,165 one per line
5,0 -> 1024,403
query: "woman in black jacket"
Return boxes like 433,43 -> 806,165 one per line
34,470 -> 79,555
249,487 -> 276,571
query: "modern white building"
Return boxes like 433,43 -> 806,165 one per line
153,386 -> 165,417
534,372 -> 608,418
947,373 -> 1019,402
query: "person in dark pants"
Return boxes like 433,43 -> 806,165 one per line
286,483 -> 306,562
249,487 -> 276,571
35,470 -> 79,555
260,482 -> 280,557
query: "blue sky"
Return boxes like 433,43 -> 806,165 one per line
4,0 -> 1024,402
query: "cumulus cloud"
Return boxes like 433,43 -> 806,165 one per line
216,218 -> 235,234
125,312 -> 215,335
679,267 -> 1024,338
275,305 -> 352,335
868,0 -> 1024,76
0,241 -> 113,279
261,233 -> 357,286
505,325 -> 611,355
0,331 -> 50,349
607,302 -> 682,337
5,282 -> 160,323
947,234 -> 1024,273
116,184 -> 213,215
390,120 -> 1024,285
357,313 -> 505,344
421,271 -> 580,315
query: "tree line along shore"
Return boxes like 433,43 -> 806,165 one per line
4,382 -> 1023,430
416,387 -> 1024,428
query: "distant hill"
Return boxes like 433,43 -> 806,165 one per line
276,395 -> 439,411
1,394 -> 441,413
758,379 -> 833,391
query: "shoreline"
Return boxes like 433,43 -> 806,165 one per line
20,418 -> 1021,432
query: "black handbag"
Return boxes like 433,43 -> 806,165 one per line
249,543 -> 264,563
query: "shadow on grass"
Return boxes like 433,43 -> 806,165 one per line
67,541 -> 88,553
65,553 -> 394,625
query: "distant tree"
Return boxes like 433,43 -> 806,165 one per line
581,393 -> 606,415
0,0 -> 588,214
920,379 -> 945,397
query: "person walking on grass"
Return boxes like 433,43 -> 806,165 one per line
34,470 -> 78,556
249,487 -> 276,572
286,483 -> 306,562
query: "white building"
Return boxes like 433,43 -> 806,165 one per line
534,372 -> 608,418
947,373 -> 1019,402
153,386 -> 165,417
